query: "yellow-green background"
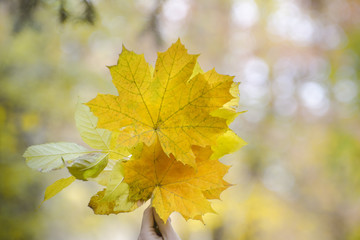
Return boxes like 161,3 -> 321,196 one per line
1,0 -> 360,239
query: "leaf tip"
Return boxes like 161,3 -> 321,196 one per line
121,44 -> 127,52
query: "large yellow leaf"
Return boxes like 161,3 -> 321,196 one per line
87,39 -> 236,167
122,141 -> 230,222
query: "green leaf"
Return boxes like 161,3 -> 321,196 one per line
103,161 -> 125,199
88,161 -> 137,214
43,176 -> 76,203
88,188 -> 139,215
67,152 -> 108,180
23,142 -> 90,172
91,170 -> 112,186
75,102 -> 130,160
105,182 -> 137,212
108,132 -> 131,160
211,130 -> 247,159
75,102 -> 112,150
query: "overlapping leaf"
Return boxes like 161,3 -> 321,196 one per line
23,103 -> 132,202
23,142 -> 90,172
67,152 -> 108,180
122,141 -> 230,222
87,40 -> 236,167
23,39 -> 246,224
75,103 -> 130,160
88,161 -> 139,214
23,104 -> 129,174
75,101 -> 112,150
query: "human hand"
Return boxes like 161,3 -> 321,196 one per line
138,206 -> 181,240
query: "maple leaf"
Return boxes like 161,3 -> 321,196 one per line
22,40 -> 245,225
122,140 -> 230,222
87,39 -> 236,167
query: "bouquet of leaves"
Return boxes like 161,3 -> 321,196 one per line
23,39 -> 246,223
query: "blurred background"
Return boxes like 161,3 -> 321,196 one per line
1,0 -> 360,239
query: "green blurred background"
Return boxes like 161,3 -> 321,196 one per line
1,0 -> 360,239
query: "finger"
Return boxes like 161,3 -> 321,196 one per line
153,208 -> 176,237
141,206 -> 155,230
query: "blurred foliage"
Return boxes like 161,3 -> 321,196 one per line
1,0 -> 360,239
1,0 -> 96,32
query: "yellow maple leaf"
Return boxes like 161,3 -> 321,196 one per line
122,140 -> 230,222
87,39 -> 236,167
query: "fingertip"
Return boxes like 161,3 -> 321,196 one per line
141,206 -> 154,229
144,206 -> 152,215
